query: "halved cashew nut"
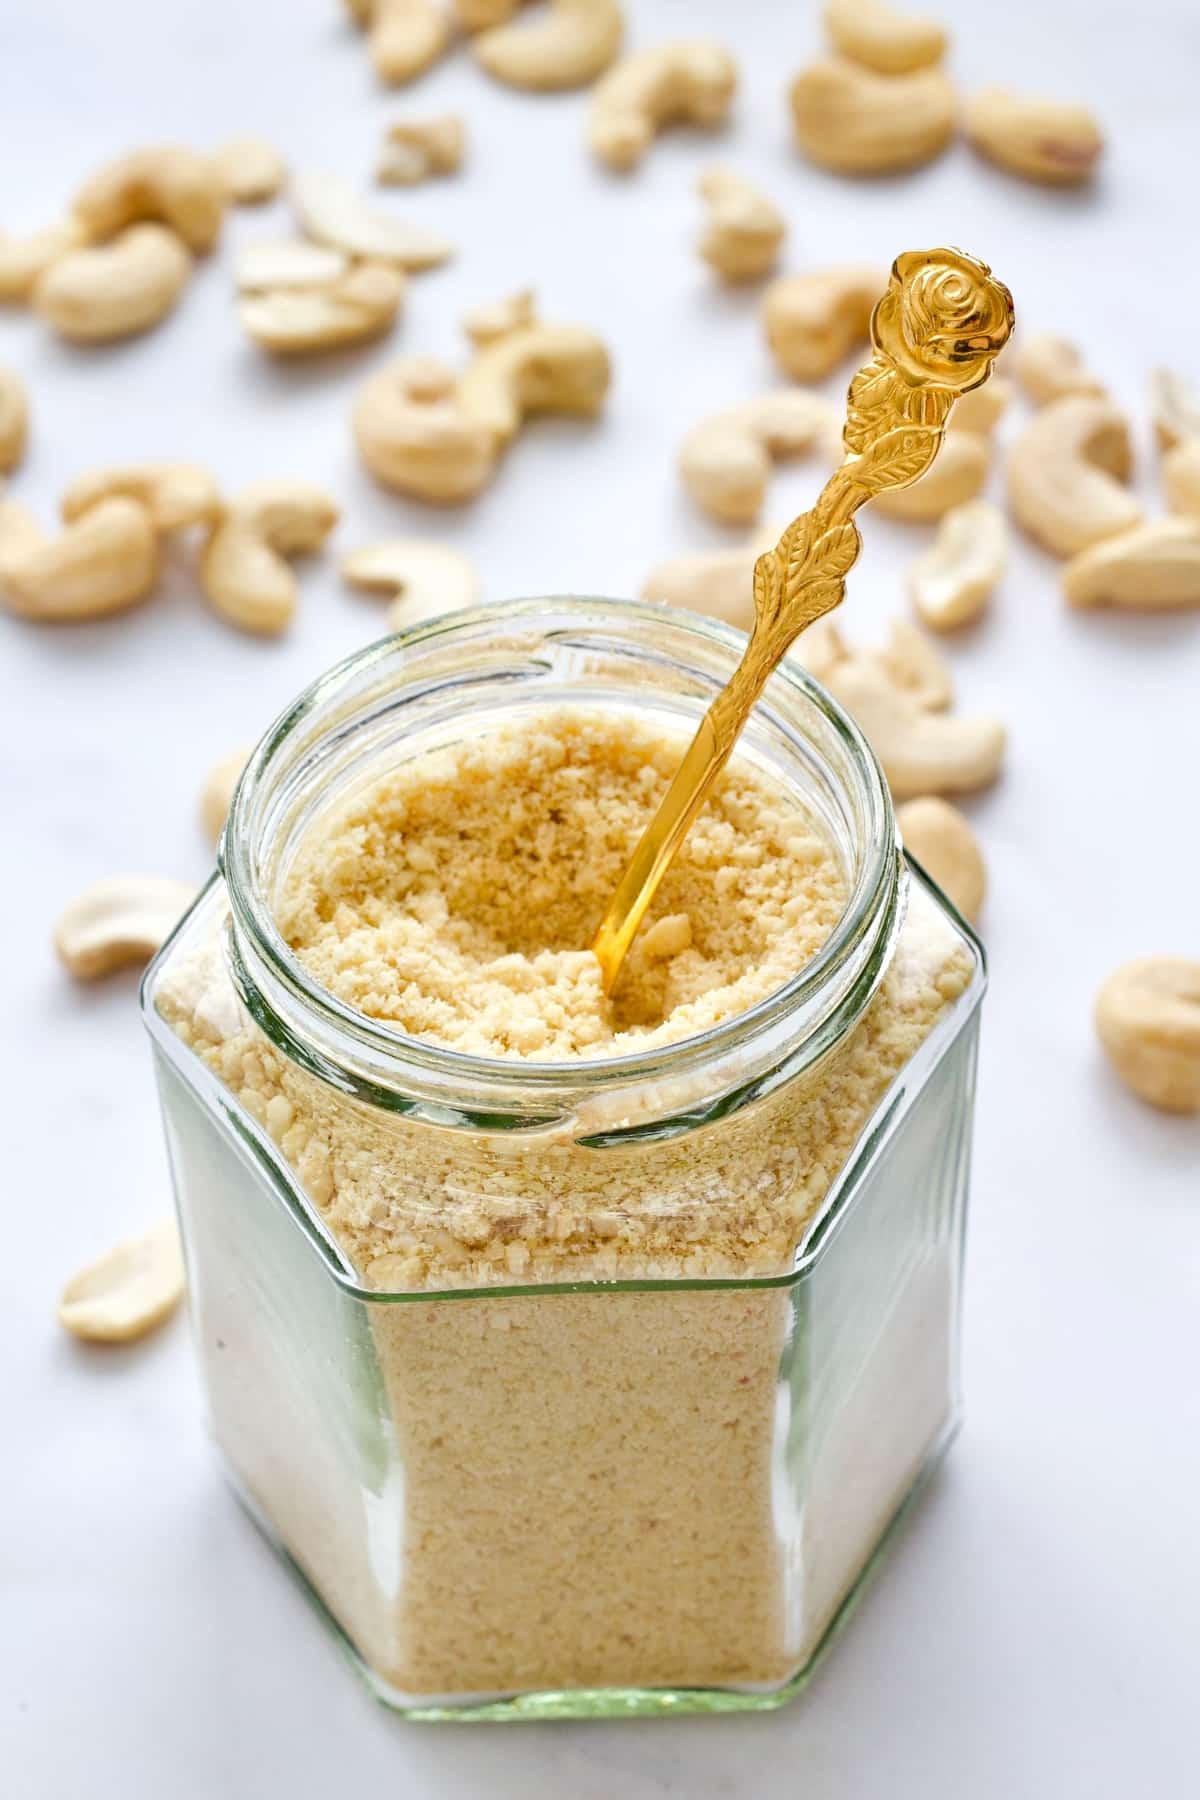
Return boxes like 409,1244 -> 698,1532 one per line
72,146 -> 225,252
0,497 -> 158,621
0,366 -> 29,474
33,224 -> 191,343
697,168 -> 784,283
365,0 -> 456,85
788,58 -> 955,175
679,391 -> 835,524
342,538 -> 480,627
235,241 -> 349,291
0,219 -> 88,302
896,797 -> 986,922
1062,518 -> 1200,611
241,263 -> 405,355
589,42 -> 738,171
354,358 -> 497,503
378,115 -> 466,185
291,170 -> 453,269
1007,395 -> 1140,557
964,89 -> 1103,186
61,462 -> 220,533
762,266 -> 886,381
468,0 -> 622,91
639,528 -> 776,632
1163,441 -> 1200,520
825,658 -> 1005,797
58,1219 -> 186,1343
1150,368 -> 1200,452
908,499 -> 1008,631
200,482 -> 339,634
1014,333 -> 1104,407
823,0 -> 946,75
201,747 -> 251,844
1095,958 -> 1200,1114
871,617 -> 952,711
54,876 -> 197,978
214,136 -> 287,205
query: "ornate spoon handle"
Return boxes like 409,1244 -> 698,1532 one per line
591,248 -> 1013,995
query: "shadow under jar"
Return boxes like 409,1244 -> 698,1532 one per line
142,598 -> 985,1721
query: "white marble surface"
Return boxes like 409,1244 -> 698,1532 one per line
2,1 -> 1199,1793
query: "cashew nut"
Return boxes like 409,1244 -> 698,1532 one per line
639,528 -> 776,632
33,224 -> 191,343
1013,333 -> 1105,408
455,317 -> 611,443
53,875 -> 197,978
872,617 -> 952,711
908,499 -> 1008,631
58,1219 -> 186,1344
823,0 -> 946,74
1150,367 -> 1200,452
1007,395 -> 1140,557
0,497 -> 158,621
241,262 -> 405,356
788,58 -> 955,175
588,42 -> 738,172
468,0 -> 622,91
0,366 -> 29,475
0,219 -> 88,302
235,240 -> 349,291
291,171 -> 453,269
200,482 -> 339,634
1163,441 -> 1200,521
825,658 -> 1005,798
214,135 -> 287,204
951,375 -> 1012,436
870,430 -> 991,523
1062,518 -> 1200,612
895,797 -> 985,922
200,747 -> 251,844
1095,958 -> 1200,1115
679,391 -> 835,524
377,115 -> 466,185
697,168 -> 785,283
964,89 -> 1103,186
342,538 -> 480,627
354,357 -> 497,503
366,0 -> 455,84
61,462 -> 221,533
762,266 -> 887,381
72,145 -> 225,253
462,287 -> 536,345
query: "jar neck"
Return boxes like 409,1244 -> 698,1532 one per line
221,599 -> 904,1139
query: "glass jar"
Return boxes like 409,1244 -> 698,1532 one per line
142,598 -> 985,1721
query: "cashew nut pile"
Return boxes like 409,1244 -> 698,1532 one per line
1095,959 -> 1200,1115
58,1219 -> 186,1344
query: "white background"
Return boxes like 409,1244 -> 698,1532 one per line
2,2 -> 1198,1794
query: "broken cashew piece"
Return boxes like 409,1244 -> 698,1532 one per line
762,266 -> 886,381
964,89 -> 1103,186
201,747 -> 251,844
1014,333 -> 1104,407
61,462 -> 221,533
589,42 -> 738,171
378,116 -> 466,185
342,537 -> 480,628
468,0 -> 623,91
462,287 -> 536,345
0,219 -> 88,302
291,171 -> 453,270
1007,394 -> 1140,557
241,263 -> 405,355
58,1219 -> 186,1344
1062,517 -> 1200,611
72,145 -> 225,253
697,168 -> 785,283
200,481 -> 339,634
33,224 -> 191,343
0,366 -> 29,474
1095,958 -> 1200,1115
366,0 -> 456,85
54,875 -> 197,979
825,658 -> 1005,798
679,391 -> 835,524
789,58 -> 955,175
896,797 -> 985,923
1163,441 -> 1200,520
908,499 -> 1008,631
1150,368 -> 1200,452
0,497 -> 158,621
214,136 -> 287,205
823,0 -> 946,75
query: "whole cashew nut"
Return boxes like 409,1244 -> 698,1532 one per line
788,58 -> 956,175
61,462 -> 221,533
1095,958 -> 1200,1114
354,357 -> 497,502
199,481 -> 339,634
33,224 -> 191,344
53,875 -> 197,978
1007,394 -> 1140,557
201,747 -> 251,844
825,658 -> 1005,798
964,89 -> 1103,186
363,0 -> 455,85
0,497 -> 158,621
0,219 -> 88,302
950,375 -> 1012,436
895,796 -> 986,922
1163,441 -> 1200,520
378,115 -> 466,185
468,0 -> 623,92
1150,368 -> 1200,452
870,431 -> 991,523
342,537 -> 480,627
214,136 -> 287,205
1013,333 -> 1104,407
1062,518 -> 1200,611
639,528 -> 776,632
456,319 -> 611,445
823,0 -> 946,75
762,266 -> 887,381
697,168 -> 785,283
58,1219 -> 186,1344
589,42 -> 738,171
241,263 -> 405,355
291,171 -> 454,269
908,499 -> 1008,631
0,366 -> 29,475
72,146 -> 225,253
679,391 -> 836,524
871,617 -> 952,711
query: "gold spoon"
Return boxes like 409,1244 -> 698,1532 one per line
591,248 -> 1014,995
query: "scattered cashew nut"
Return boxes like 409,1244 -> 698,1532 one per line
0,366 -> 29,474
1150,368 -> 1200,452
823,0 -> 946,75
950,376 -> 1011,436
639,528 -> 776,632
1163,441 -> 1200,520
895,797 -> 985,922
342,538 -> 480,627
201,747 -> 251,844
964,89 -> 1103,186
872,617 -> 952,711
1013,333 -> 1105,407
200,481 -> 339,634
61,462 -> 221,533
468,0 -> 623,92
697,168 -> 785,283
762,266 -> 886,381
365,0 -> 456,85
291,170 -> 453,269
1062,517 -> 1200,611
72,145 -> 225,253
235,240 -> 349,291
825,658 -> 1005,797
58,1219 -> 186,1344
679,390 -> 835,524
241,263 -> 405,355
0,497 -> 158,621
870,430 -> 991,523
54,875 -> 197,978
788,58 -> 956,175
1095,958 -> 1200,1115
589,42 -> 738,172
214,135 -> 287,205
378,115 -> 466,185
908,500 -> 1008,631
1007,394 -> 1140,557
0,219 -> 88,303
33,224 -> 192,344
